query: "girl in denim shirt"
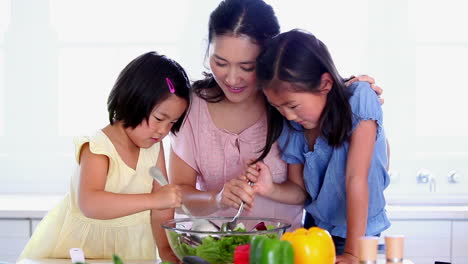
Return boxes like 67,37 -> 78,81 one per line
244,29 -> 390,264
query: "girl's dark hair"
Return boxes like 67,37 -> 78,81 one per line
255,29 -> 353,161
193,0 -> 280,102
107,51 -> 191,134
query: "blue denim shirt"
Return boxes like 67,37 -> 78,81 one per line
278,81 -> 390,237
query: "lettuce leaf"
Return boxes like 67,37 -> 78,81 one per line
195,233 -> 250,264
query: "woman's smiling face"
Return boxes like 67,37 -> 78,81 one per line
209,34 -> 261,104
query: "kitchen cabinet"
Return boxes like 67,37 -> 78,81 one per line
452,221 -> 468,264
453,258 -> 468,264
0,219 -> 30,263
31,219 -> 41,234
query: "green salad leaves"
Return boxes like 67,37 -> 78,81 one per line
195,232 -> 250,263
171,224 -> 279,264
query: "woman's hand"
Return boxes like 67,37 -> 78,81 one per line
345,75 -> 384,104
218,176 -> 255,210
335,252 -> 359,264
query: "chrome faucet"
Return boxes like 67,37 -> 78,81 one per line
416,168 -> 436,192
447,170 -> 461,184
429,177 -> 436,192
416,168 -> 431,184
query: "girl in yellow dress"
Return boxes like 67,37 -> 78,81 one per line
19,52 -> 191,262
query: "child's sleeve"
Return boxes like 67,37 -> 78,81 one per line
349,81 -> 384,137
277,121 -> 305,164
74,134 -> 112,164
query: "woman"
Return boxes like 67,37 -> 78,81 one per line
170,0 -> 303,225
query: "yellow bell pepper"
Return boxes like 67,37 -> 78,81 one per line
281,227 -> 336,264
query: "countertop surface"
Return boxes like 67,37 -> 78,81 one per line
1,194 -> 468,220
0,194 -> 64,218
17,259 -> 155,264
17,258 -> 414,264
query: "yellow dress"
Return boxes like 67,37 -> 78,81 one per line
19,130 -> 159,261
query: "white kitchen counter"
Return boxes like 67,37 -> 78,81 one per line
1,194 -> 468,220
0,194 -> 63,218
17,259 -> 155,264
17,258 -> 414,264
386,204 -> 468,220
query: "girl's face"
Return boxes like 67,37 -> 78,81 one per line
209,34 -> 261,104
263,80 -> 330,130
127,94 -> 188,148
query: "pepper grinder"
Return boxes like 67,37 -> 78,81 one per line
358,236 -> 379,264
385,235 -> 404,264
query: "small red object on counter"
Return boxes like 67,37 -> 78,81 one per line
234,244 -> 250,264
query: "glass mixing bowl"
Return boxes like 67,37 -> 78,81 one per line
161,216 -> 291,264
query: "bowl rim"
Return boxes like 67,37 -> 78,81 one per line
161,216 -> 292,235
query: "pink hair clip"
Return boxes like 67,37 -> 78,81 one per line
166,77 -> 175,93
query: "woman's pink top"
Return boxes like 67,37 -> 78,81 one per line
171,95 -> 303,229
